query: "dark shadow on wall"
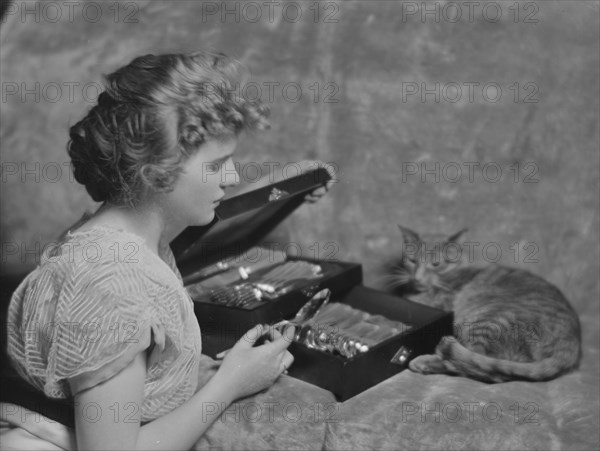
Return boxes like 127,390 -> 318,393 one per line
1,0 -> 13,23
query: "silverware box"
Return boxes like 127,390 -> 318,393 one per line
171,168 -> 362,352
287,286 -> 453,401
170,167 -> 452,399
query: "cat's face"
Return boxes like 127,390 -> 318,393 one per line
397,225 -> 467,291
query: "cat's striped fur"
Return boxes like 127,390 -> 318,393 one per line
389,225 -> 581,383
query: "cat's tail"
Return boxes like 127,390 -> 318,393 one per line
436,336 -> 580,383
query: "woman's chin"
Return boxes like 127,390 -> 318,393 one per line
193,211 -> 217,227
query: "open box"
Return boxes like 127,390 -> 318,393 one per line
172,168 -> 362,351
287,286 -> 453,401
171,167 -> 453,400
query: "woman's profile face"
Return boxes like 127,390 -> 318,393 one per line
161,138 -> 240,227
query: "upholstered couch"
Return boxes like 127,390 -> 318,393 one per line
193,341 -> 599,450
2,273 -> 599,451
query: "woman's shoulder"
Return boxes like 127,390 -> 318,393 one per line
42,226 -> 147,285
13,224 -> 183,311
8,224 -> 193,353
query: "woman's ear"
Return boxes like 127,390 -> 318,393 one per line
140,163 -> 174,190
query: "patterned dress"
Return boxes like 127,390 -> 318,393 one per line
6,224 -> 203,422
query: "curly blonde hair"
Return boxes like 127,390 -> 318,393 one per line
67,51 -> 269,206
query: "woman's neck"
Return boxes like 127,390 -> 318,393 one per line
72,196 -> 190,255
83,202 -> 173,255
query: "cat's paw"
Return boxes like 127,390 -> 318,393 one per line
409,354 -> 446,374
435,336 -> 458,357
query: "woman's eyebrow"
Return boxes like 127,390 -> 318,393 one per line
208,153 -> 234,164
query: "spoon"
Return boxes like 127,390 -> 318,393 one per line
215,288 -> 331,359
272,288 -> 331,330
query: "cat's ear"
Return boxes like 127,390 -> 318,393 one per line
447,228 -> 468,243
397,225 -> 420,244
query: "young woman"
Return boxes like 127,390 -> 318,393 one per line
4,51 -> 331,450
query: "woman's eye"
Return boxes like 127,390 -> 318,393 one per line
205,163 -> 220,173
431,261 -> 440,267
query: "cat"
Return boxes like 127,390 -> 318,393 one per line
386,225 -> 582,383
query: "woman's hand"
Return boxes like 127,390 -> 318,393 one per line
230,160 -> 337,200
297,160 -> 337,203
215,324 -> 295,400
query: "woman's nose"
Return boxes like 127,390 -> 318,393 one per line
221,159 -> 240,187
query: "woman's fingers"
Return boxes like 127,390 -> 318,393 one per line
269,324 -> 295,346
286,160 -> 337,204
215,349 -> 230,359
304,186 -> 327,203
279,350 -> 295,374
237,324 -> 266,348
265,324 -> 283,340
217,324 -> 295,366
319,162 -> 337,191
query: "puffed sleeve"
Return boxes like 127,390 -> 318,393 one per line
43,260 -> 165,397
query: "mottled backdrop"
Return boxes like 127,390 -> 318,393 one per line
1,1 -> 598,346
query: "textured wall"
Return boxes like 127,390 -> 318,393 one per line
1,1 -> 598,341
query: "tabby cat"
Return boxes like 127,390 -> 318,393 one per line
387,225 -> 581,383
